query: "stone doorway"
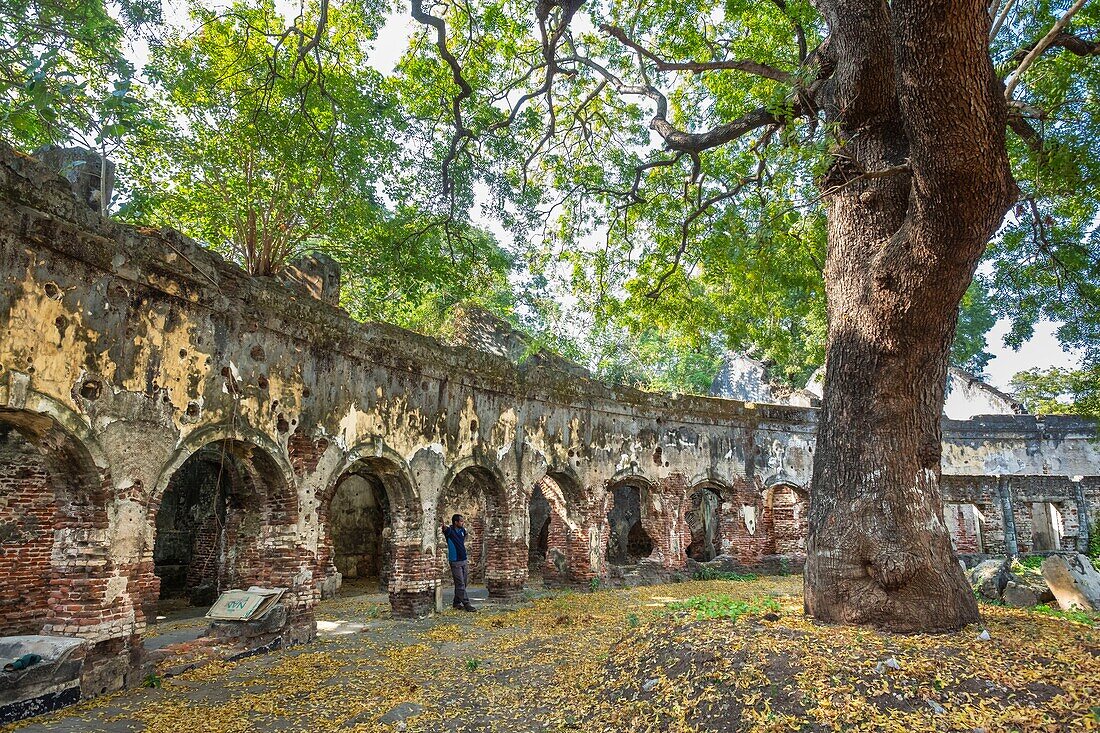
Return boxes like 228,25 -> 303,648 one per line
328,473 -> 392,594
606,482 -> 653,566
1031,502 -> 1064,552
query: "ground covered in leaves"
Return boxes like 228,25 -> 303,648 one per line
9,576 -> 1099,732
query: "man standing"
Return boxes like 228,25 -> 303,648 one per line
442,514 -> 477,612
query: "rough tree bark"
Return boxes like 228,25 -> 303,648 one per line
804,0 -> 1018,631
408,0 -> 1029,632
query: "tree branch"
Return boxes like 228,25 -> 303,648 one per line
989,0 -> 1018,41
1041,30 -> 1100,56
1004,0 -> 1090,99
599,24 -> 797,84
411,0 -> 475,198
652,107 -> 784,157
646,175 -> 760,299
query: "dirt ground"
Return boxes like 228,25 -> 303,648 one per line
7,576 -> 1099,733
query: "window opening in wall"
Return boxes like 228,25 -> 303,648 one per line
1031,502 -> 1064,552
686,487 -> 721,562
606,483 -> 653,566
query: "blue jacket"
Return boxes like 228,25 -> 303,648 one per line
442,525 -> 468,562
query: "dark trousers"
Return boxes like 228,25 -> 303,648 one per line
449,560 -> 469,607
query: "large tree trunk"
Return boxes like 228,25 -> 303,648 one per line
804,0 -> 1018,631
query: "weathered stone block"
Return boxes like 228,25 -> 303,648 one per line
1041,553 -> 1100,611
33,146 -> 115,214
1001,572 -> 1054,608
208,603 -> 288,641
968,558 -> 1010,601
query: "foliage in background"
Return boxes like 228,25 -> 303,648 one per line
952,283 -> 999,376
392,0 -> 1100,394
1010,366 -> 1100,417
1,0 -> 160,215
121,0 -> 395,275
4,0 -> 1099,394
115,0 -> 523,337
986,2 -> 1100,406
986,2 -> 1100,366
0,0 -> 159,147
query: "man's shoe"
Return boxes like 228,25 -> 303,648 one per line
462,604 -> 478,612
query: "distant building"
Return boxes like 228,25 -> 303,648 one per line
713,353 -> 1024,419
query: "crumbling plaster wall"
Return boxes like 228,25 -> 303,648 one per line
0,144 -> 816,655
1,143 -> 1098,695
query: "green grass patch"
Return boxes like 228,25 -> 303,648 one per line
1016,555 -> 1044,570
668,594 -> 781,621
1032,604 -> 1100,627
691,567 -> 758,582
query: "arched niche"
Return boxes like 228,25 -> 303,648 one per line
605,479 -> 654,566
437,464 -> 508,584
685,484 -> 726,562
319,455 -> 420,598
151,439 -> 294,612
0,408 -> 110,636
766,482 -> 809,558
528,481 -> 552,573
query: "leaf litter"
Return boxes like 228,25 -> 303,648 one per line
6,575 -> 1098,732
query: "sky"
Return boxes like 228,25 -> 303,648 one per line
983,319 -> 1082,390
135,3 -> 1084,393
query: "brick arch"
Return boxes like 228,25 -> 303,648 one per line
316,453 -> 424,608
529,470 -> 602,587
319,450 -> 421,533
0,407 -> 114,639
144,432 -> 300,626
683,481 -> 730,562
526,475 -> 568,577
440,455 -> 510,501
604,476 -> 656,567
150,423 -> 295,506
544,467 -> 587,513
438,462 -> 523,598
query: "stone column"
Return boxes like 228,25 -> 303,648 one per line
484,489 -> 528,599
998,477 -> 1019,556
1073,478 -> 1091,554
387,537 -> 438,617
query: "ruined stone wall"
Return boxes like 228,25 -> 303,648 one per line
0,143 -> 1098,697
940,473 -> 1099,558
